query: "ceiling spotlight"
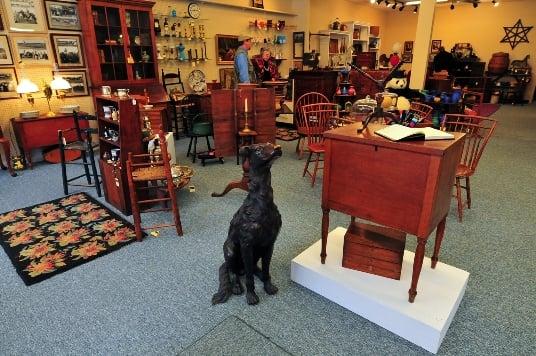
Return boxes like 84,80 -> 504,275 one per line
370,0 -> 376,4
413,5 -> 418,13
376,0 -> 382,4
450,1 -> 455,10
392,2 -> 397,10
385,1 -> 390,7
399,4 -> 405,11
492,0 -> 499,6
473,1 -> 478,8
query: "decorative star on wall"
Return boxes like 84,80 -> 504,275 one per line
501,19 -> 533,49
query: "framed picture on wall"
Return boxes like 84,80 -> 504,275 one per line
215,34 -> 239,65
431,40 -> 442,53
293,31 -> 305,59
404,41 -> 413,54
0,35 -> 14,65
402,53 -> 413,63
53,70 -> 89,97
3,0 -> 47,32
11,34 -> 52,66
252,0 -> 264,9
0,67 -> 20,99
50,34 -> 84,68
44,0 -> 81,31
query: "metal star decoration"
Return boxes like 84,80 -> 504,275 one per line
501,19 -> 533,49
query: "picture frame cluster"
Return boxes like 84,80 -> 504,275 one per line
0,0 -> 89,99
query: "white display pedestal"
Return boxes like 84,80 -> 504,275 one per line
291,227 -> 469,354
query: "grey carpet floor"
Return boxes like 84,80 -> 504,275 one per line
0,104 -> 535,355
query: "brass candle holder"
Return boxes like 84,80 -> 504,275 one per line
242,111 -> 252,133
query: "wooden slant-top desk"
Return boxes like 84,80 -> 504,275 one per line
321,123 -> 465,302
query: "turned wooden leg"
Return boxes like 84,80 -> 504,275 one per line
455,177 -> 463,222
302,151 -> 312,177
408,238 -> 427,303
311,153 -> 321,187
465,176 -> 471,209
321,207 -> 330,264
431,216 -> 446,269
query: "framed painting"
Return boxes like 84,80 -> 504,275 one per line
0,67 -> 20,99
3,0 -> 47,32
44,0 -> 81,31
219,68 -> 235,89
404,41 -> 413,54
252,0 -> 264,9
402,53 -> 413,63
53,70 -> 89,97
11,34 -> 52,66
0,35 -> 14,65
50,33 -> 84,68
215,34 -> 239,65
431,40 -> 442,53
293,32 -> 304,59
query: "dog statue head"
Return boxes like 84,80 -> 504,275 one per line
239,143 -> 282,170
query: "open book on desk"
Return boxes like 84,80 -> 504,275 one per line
375,124 -> 454,141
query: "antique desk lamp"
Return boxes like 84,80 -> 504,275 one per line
16,79 -> 40,119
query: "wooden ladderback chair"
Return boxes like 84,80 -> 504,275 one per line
0,126 -> 16,177
58,111 -> 101,196
126,131 -> 183,241
162,69 -> 187,137
300,102 -> 338,187
442,114 -> 497,221
294,92 -> 330,159
409,101 -> 434,127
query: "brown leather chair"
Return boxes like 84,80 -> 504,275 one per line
294,92 -> 330,159
442,114 -> 497,221
301,103 -> 338,187
0,126 -> 16,177
126,131 -> 183,241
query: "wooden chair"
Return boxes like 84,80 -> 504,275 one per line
0,126 -> 16,177
461,89 -> 485,116
58,111 -> 101,197
295,92 -> 330,159
301,103 -> 338,187
126,131 -> 183,241
162,69 -> 186,137
409,101 -> 434,127
442,114 -> 497,222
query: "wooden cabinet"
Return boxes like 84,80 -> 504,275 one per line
95,95 -> 142,215
318,30 -> 352,69
79,0 -> 158,88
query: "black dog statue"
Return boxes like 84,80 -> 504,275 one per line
212,143 -> 282,305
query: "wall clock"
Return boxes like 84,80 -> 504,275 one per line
188,3 -> 201,19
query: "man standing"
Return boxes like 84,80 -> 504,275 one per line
234,35 -> 256,85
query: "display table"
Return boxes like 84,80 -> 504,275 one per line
321,123 -> 465,302
11,113 -> 89,168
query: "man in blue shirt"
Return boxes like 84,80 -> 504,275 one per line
234,35 -> 256,85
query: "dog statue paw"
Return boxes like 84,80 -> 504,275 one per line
264,280 -> 278,295
246,291 -> 260,305
212,143 -> 283,306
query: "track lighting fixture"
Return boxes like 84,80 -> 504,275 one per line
450,0 -> 455,10
399,4 -> 405,11
473,1 -> 478,8
376,0 -> 383,4
413,5 -> 418,13
392,2 -> 397,10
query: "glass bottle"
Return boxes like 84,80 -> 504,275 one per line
163,18 -> 169,36
154,18 -> 161,36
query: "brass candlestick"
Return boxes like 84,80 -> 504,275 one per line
242,111 -> 252,133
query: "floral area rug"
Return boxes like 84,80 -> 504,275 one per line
276,127 -> 300,141
0,193 -> 136,286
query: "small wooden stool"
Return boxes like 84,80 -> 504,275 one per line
236,129 -> 257,165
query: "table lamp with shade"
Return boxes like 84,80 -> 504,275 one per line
44,76 -> 72,116
16,79 -> 40,119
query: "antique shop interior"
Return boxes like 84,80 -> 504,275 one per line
0,0 -> 534,354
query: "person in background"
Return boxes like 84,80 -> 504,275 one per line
433,46 -> 455,74
252,48 -> 279,82
234,35 -> 256,84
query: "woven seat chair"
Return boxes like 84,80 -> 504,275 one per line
126,131 -> 183,241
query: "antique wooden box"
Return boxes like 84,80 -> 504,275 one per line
342,222 -> 407,280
